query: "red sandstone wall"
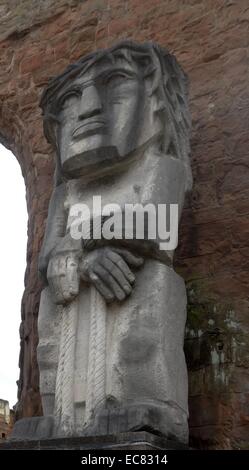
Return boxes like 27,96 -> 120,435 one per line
0,0 -> 248,449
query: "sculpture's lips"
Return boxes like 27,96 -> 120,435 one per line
72,119 -> 106,139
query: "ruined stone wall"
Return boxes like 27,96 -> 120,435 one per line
0,0 -> 248,449
0,399 -> 14,440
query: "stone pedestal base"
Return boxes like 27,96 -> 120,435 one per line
0,432 -> 188,450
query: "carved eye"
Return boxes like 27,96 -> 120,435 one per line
58,89 -> 81,111
105,72 -> 133,88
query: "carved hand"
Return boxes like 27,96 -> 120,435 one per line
80,247 -> 144,303
47,252 -> 80,305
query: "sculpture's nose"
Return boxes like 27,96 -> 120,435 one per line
78,84 -> 102,120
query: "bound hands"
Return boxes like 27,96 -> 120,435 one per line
47,246 -> 143,304
80,246 -> 144,303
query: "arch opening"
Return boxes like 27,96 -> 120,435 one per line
0,143 -> 27,410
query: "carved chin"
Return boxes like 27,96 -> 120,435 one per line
60,130 -> 162,179
61,143 -> 120,178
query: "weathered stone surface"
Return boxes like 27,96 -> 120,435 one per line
19,41 -> 191,444
0,0 -> 248,450
1,431 -> 188,450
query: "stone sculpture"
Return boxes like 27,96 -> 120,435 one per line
12,41 -> 192,444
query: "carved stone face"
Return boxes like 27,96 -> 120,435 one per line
56,56 -> 161,177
